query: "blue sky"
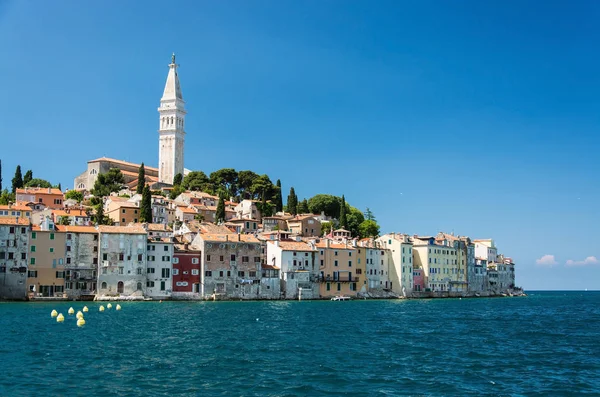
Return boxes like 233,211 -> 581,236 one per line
1,0 -> 599,289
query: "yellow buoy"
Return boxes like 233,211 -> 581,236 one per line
51,310 -> 58,318
68,307 -> 75,315
99,305 -> 105,312
56,313 -> 65,323
107,303 -> 112,309
82,306 -> 89,312
116,304 -> 121,311
77,318 -> 86,327
76,311 -> 84,319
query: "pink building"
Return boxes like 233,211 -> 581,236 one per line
413,268 -> 424,292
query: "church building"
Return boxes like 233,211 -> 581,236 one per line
74,54 -> 187,191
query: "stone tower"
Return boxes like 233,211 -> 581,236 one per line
158,53 -> 186,185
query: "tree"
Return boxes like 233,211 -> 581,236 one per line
169,185 -> 185,200
364,207 -> 376,222
92,168 -> 125,197
321,221 -> 333,236
0,189 -> 13,205
237,170 -> 259,199
275,179 -> 283,212
94,203 -> 106,225
11,165 -> 23,193
339,195 -> 348,229
346,206 -> 365,238
140,185 -> 152,223
24,178 -> 52,188
136,162 -> 146,194
215,195 -> 226,224
287,187 -> 298,215
297,199 -> 309,214
182,171 -> 210,191
358,220 -> 380,238
210,168 -> 238,198
23,170 -> 32,186
307,194 -> 341,217
57,183 -> 61,191
65,190 -> 84,202
173,173 -> 183,186
58,216 -> 72,226
250,174 -> 275,201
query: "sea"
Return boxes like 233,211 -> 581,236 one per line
0,291 -> 598,396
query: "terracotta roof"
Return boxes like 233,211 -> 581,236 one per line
98,225 -> 147,234
199,234 -> 260,243
269,240 -> 316,251
55,225 -> 98,233
228,218 -> 259,223
0,204 -> 32,211
0,218 -> 31,226
147,237 -> 173,243
174,244 -> 201,252
146,223 -> 171,231
177,206 -> 197,214
315,241 -> 356,250
121,170 -> 159,181
261,264 -> 280,270
16,187 -> 63,195
87,157 -> 158,172
53,210 -> 90,218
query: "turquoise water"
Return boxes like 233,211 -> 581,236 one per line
0,291 -> 599,396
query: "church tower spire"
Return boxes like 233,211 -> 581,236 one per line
158,53 -> 186,185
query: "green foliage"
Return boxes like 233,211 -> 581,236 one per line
65,190 -> 84,203
139,185 -> 152,223
23,170 -> 32,185
297,199 -> 309,214
58,216 -> 72,226
339,195 -> 348,229
251,174 -> 275,201
0,189 -> 14,205
56,183 -> 61,191
215,195 -> 226,224
151,190 -> 165,197
12,165 -> 23,193
275,179 -> 283,212
364,207 -> 376,222
169,185 -> 186,200
358,220 -> 380,238
136,162 -> 145,195
307,194 -> 341,217
24,178 -> 52,188
173,173 -> 183,186
346,206 -> 365,238
287,187 -> 298,215
181,171 -> 210,191
94,203 -> 106,225
210,168 -> 238,198
321,221 -> 333,236
237,170 -> 259,199
92,168 -> 125,197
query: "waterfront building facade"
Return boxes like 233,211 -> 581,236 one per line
0,218 -> 30,300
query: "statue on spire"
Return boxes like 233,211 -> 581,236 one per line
171,53 -> 176,64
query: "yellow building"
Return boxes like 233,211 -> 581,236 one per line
27,217 -> 66,297
316,239 -> 364,297
0,204 -> 32,220
412,236 -> 460,293
105,199 -> 140,225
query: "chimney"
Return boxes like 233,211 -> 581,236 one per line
48,187 -> 51,194
274,240 -> 279,247
237,234 -> 241,242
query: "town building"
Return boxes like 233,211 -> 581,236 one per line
0,204 -> 32,221
286,215 -> 321,237
266,239 -> 319,299
97,225 -> 147,297
158,53 -> 186,185
105,198 -> 140,226
172,242 -> 202,297
56,225 -> 99,299
261,216 -> 288,232
194,234 -> 262,299
412,236 -> 459,294
234,200 -> 262,222
27,217 -> 66,298
358,238 -> 391,293
435,232 -> 468,293
16,187 -> 64,210
52,208 -> 92,226
73,157 -> 159,192
377,233 -> 413,296
316,239 -> 361,298
0,217 -> 30,300
145,236 -> 173,299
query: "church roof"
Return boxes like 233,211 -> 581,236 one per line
162,54 -> 183,101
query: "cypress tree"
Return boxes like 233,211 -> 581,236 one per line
215,195 -> 226,224
140,185 -> 152,223
173,173 -> 183,187
57,183 -> 61,191
23,170 -> 32,186
287,187 -> 298,215
136,162 -> 145,194
11,165 -> 23,193
339,195 -> 348,229
95,203 -> 105,225
298,199 -> 309,214
275,179 -> 283,212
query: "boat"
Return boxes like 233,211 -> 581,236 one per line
331,296 -> 351,301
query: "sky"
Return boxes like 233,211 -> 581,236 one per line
1,0 -> 599,290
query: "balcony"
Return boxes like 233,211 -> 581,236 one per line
317,275 -> 359,283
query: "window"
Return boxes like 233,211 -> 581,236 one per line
28,270 -> 37,278
249,271 -> 256,278
8,253 -> 14,260
164,246 -> 169,252
334,251 -> 338,256
160,281 -> 165,291
147,281 -> 155,287
206,255 -> 211,262
9,227 -> 14,234
320,259 -> 324,266
50,233 -> 54,240
326,282 -> 330,291
56,271 -> 65,278
118,267 -> 124,275
161,268 -> 170,278
192,258 -> 199,264
20,252 -> 26,260
101,282 -> 107,289
337,283 -> 341,291
162,256 -> 170,262
191,269 -> 199,275
334,260 -> 338,267
138,254 -> 143,261
172,257 -> 179,264
137,268 -> 143,275
147,268 -> 155,274
119,253 -> 124,261
31,246 -> 36,253
219,271 -> 224,277
31,232 -> 36,239
30,258 -> 36,265
230,254 -> 236,261
238,271 -> 245,277
205,271 -> 212,277
66,246 -> 71,252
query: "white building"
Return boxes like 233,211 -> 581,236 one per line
377,233 -> 413,297
234,200 -> 262,222
145,237 -> 173,299
0,218 -> 30,300
158,53 -> 186,185
266,239 -> 319,299
359,239 -> 392,292
97,225 -> 148,297
474,239 -> 497,264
